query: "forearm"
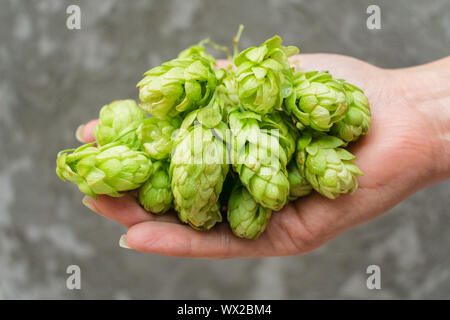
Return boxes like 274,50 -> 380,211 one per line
392,57 -> 450,182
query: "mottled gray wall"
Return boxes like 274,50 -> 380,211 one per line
1,0 -> 449,299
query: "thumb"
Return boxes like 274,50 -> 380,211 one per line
76,119 -> 98,143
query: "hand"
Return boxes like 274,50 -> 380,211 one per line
77,54 -> 450,258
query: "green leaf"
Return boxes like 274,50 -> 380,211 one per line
252,67 -> 267,80
246,46 -> 268,63
197,106 -> 222,128
285,45 -> 300,57
336,148 -> 356,160
181,110 -> 199,129
311,135 -> 344,149
263,35 -> 282,50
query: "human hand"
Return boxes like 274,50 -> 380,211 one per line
77,54 -> 450,258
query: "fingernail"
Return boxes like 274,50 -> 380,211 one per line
75,124 -> 85,143
82,195 -> 98,213
119,235 -> 131,249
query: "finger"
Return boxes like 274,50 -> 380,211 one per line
290,53 -> 360,72
290,53 -> 378,88
289,184 -> 403,252
123,189 -> 392,258
125,220 -> 276,258
83,194 -> 179,228
76,119 -> 98,143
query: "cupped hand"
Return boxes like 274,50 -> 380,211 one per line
78,54 -> 450,258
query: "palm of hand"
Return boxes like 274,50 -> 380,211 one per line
81,54 -> 437,258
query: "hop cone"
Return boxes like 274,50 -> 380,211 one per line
56,142 -> 153,198
331,81 -> 371,142
234,36 -> 299,115
215,68 -> 240,118
287,160 -> 312,201
138,161 -> 172,215
229,110 -> 289,211
227,183 -> 272,240
94,100 -> 146,149
178,202 -> 222,231
261,110 -> 299,163
137,116 -> 182,160
178,44 -> 216,68
170,109 -> 229,230
296,131 -> 363,199
284,71 -> 348,131
137,56 -> 216,119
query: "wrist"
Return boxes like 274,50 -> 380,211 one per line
392,58 -> 450,182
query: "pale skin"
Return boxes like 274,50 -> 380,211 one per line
77,54 -> 450,258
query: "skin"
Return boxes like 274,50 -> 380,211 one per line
78,54 -> 450,258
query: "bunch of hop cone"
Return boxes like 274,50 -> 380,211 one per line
56,26 -> 371,240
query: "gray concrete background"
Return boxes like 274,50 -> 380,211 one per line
1,0 -> 449,299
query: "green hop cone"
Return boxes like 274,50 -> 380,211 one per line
138,161 -> 172,215
261,110 -> 299,163
170,108 -> 229,230
287,160 -> 312,201
94,100 -> 146,149
215,68 -> 240,118
178,202 -> 223,231
178,44 -> 216,68
137,56 -> 217,119
284,71 -> 348,131
227,182 -> 272,240
229,110 -> 290,211
331,81 -> 371,142
137,116 -> 182,160
296,131 -> 363,199
234,36 -> 299,115
56,142 -> 153,198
